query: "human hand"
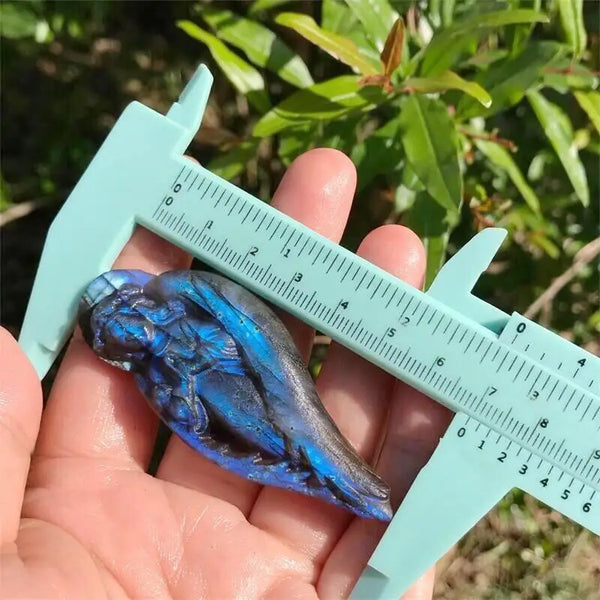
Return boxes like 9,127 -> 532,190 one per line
1,148 -> 451,599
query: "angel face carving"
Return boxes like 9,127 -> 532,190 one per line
78,269 -> 392,521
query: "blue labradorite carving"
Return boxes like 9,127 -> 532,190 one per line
78,269 -> 392,520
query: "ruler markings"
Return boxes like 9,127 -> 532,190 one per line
528,370 -> 542,395
416,305 -> 429,326
564,389 -> 577,412
448,323 -> 461,345
172,165 -> 185,188
370,279 -> 383,300
400,297 -> 413,319
479,341 -> 492,364
411,301 -> 422,317
269,221 -> 281,240
340,263 -> 353,282
340,317 -> 352,335
187,172 -> 199,190
495,350 -> 509,373
513,359 -> 526,383
432,314 -> 445,336
282,229 -> 294,251
240,205 -> 253,224
325,254 -> 338,274
398,347 -> 411,368
203,182 -> 214,201
395,290 -> 407,309
310,246 -> 324,266
148,172 -> 600,496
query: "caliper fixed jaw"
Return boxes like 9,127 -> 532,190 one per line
18,65 -> 214,379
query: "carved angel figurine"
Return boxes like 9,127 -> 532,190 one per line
78,269 -> 392,520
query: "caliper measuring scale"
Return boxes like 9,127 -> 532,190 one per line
18,65 -> 599,599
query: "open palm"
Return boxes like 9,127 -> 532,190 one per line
2,149 -> 451,600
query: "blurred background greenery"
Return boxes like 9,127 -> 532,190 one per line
1,0 -> 599,598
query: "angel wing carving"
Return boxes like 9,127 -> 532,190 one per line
78,269 -> 392,520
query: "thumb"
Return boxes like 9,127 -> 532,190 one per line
0,327 -> 42,544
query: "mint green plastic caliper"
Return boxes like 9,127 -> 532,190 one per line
19,66 -> 599,598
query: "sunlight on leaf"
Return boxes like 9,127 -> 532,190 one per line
527,90 -> 589,206
344,0 -> 399,52
557,0 -> 587,60
253,75 -> 384,136
207,139 -> 260,181
421,9 -> 548,76
177,20 -> 269,111
249,0 -> 291,14
574,91 -> 600,135
403,70 -> 491,107
399,95 -> 462,217
198,6 -> 313,88
456,42 -> 563,119
275,12 -> 379,75
351,115 -> 404,190
475,139 -> 541,214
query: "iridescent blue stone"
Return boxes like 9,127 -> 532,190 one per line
78,269 -> 392,520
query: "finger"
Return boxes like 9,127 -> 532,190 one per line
0,328 -> 43,543
376,382 -> 453,507
156,148 -> 357,514
318,515 -> 436,599
34,226 -> 192,469
250,225 -> 426,567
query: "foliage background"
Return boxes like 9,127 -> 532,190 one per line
1,1 -> 599,598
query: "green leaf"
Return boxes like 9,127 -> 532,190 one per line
542,58 -> 599,91
403,71 -> 491,107
427,0 -> 456,28
277,125 -> 313,166
277,117 -> 362,166
529,231 -> 560,258
420,9 -> 549,76
505,0 -> 542,55
0,173 -> 12,210
398,95 -> 462,217
207,139 -> 260,181
463,49 -> 509,69
253,75 -> 384,137
249,0 -> 292,14
527,89 -> 589,206
321,0 -> 381,65
198,6 -> 313,88
351,116 -> 403,190
322,0 -> 350,32
574,91 -> 600,135
456,42 -> 563,120
177,20 -> 269,112
0,3 -> 38,39
319,116 -> 363,153
557,0 -> 587,59
344,0 -> 399,52
404,192 -> 455,288
275,12 -> 379,75
475,139 -> 541,214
